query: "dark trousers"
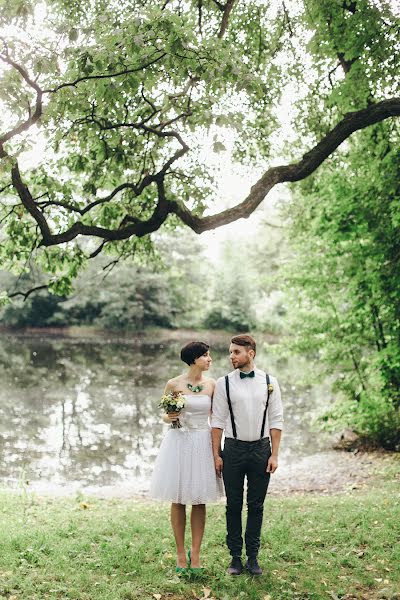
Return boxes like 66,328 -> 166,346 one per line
222,437 -> 271,558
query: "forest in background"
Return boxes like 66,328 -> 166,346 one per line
0,0 -> 399,450
0,215 -> 285,333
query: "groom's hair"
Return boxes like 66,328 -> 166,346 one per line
180,341 -> 210,365
231,334 -> 256,354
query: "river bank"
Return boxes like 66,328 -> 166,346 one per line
0,327 -> 397,499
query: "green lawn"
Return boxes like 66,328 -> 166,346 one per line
0,461 -> 399,600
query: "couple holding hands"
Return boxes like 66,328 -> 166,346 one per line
150,334 -> 283,577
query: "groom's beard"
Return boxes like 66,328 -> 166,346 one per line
232,358 -> 252,370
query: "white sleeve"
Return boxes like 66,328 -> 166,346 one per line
268,376 -> 284,430
211,377 -> 229,430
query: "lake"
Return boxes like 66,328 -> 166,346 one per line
0,329 -> 334,496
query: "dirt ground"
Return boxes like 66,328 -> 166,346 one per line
270,449 -> 399,496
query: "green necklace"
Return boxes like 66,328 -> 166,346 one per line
187,382 -> 204,393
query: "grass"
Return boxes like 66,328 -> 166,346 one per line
0,460 -> 399,600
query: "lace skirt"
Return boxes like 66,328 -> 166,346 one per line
150,428 -> 224,505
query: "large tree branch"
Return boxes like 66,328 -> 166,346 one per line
10,159 -> 52,241
218,0 -> 236,38
7,97 -> 400,247
171,97 -> 400,233
210,0 -> 236,38
8,284 -> 49,301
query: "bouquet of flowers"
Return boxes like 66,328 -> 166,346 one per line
159,391 -> 186,429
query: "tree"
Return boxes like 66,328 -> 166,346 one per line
0,0 -> 399,295
0,228 -> 209,328
278,0 -> 400,449
203,239 -> 256,331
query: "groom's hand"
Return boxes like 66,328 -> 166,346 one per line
214,456 -> 223,478
266,455 -> 278,474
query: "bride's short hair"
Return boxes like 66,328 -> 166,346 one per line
180,341 -> 210,365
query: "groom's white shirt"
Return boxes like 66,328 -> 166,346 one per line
211,367 -> 283,442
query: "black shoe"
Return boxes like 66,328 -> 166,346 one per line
227,557 -> 243,576
245,557 -> 263,576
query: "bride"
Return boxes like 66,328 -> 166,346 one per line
150,341 -> 224,572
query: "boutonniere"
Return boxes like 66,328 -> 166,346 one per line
268,383 -> 274,393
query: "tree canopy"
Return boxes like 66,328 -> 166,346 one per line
276,0 -> 400,449
0,0 -> 399,293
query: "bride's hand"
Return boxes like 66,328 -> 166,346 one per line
214,456 -> 223,478
163,411 -> 181,423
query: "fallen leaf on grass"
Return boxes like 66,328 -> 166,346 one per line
263,595 -> 272,600
153,595 -> 162,600
202,588 -> 211,599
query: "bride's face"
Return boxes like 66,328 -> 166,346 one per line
194,350 -> 212,371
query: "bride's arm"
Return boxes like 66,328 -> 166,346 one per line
208,378 -> 216,417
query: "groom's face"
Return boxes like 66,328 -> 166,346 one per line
229,343 -> 254,370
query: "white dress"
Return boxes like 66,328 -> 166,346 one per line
150,394 -> 224,505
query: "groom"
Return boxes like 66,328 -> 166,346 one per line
211,334 -> 283,576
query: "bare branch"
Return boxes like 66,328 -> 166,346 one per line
0,183 -> 12,194
282,2 -> 294,37
8,284 -> 48,301
0,53 -> 43,145
37,182 -> 144,216
198,0 -> 203,35
218,0 -> 236,38
210,0 -> 225,11
44,52 -> 167,94
263,220 -> 285,229
0,205 -> 18,225
140,86 -> 159,114
89,239 -> 108,259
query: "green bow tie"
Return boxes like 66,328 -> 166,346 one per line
240,370 -> 255,379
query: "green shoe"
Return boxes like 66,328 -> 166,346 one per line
175,566 -> 187,574
187,550 -> 205,575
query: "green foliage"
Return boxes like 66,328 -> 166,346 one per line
0,229 -> 211,330
0,0 -> 306,286
323,392 -> 400,451
202,239 -> 256,332
271,0 -> 400,449
281,123 -> 400,448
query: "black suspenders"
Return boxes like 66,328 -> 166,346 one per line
225,375 -> 237,439
225,373 -> 271,440
260,373 -> 271,439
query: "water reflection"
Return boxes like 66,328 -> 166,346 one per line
0,330 -> 332,495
